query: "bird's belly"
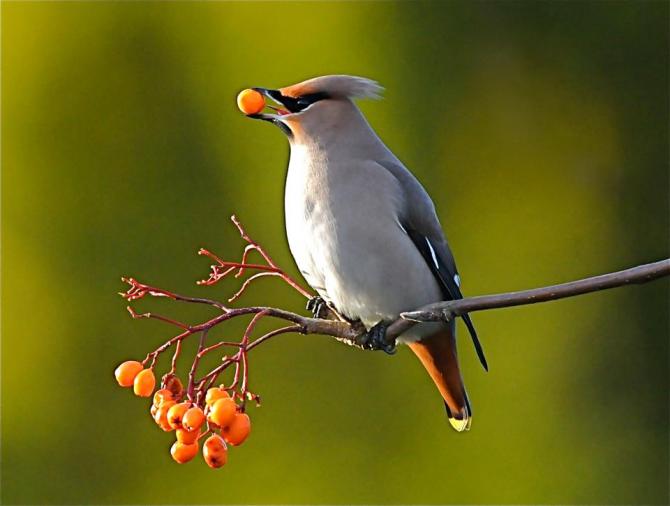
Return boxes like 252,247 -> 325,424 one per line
285,198 -> 329,296
286,197 -> 442,328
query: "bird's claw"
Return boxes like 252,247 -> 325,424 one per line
359,321 -> 396,355
306,296 -> 329,319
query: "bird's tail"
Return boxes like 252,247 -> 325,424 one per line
408,325 -> 472,432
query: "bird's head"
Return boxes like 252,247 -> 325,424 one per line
241,75 -> 383,143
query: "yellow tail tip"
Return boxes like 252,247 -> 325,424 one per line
448,411 -> 472,432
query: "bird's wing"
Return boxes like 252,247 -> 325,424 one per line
377,159 -> 488,371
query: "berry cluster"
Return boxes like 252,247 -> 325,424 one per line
115,361 -> 251,468
116,218 -> 314,470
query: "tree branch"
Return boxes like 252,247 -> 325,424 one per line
266,258 -> 670,347
188,258 -> 670,348
374,258 -> 663,343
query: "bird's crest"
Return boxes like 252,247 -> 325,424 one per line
280,75 -> 383,100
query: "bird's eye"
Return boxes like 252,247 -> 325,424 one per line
274,91 -> 330,114
290,96 -> 318,112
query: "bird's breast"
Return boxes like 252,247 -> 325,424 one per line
284,147 -> 442,328
284,146 -> 330,295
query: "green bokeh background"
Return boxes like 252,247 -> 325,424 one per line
2,1 -> 668,504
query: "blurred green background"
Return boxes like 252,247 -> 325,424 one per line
2,1 -> 668,504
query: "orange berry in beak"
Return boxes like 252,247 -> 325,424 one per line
237,89 -> 265,115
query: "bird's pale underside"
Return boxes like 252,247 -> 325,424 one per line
244,75 -> 487,432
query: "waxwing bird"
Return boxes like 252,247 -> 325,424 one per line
243,75 -> 487,431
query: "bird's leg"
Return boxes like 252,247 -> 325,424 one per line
306,296 -> 329,319
358,321 -> 396,355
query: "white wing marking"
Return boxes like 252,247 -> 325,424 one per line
425,237 -> 440,270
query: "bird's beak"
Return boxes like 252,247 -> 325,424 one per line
245,88 -> 298,136
246,88 -> 293,122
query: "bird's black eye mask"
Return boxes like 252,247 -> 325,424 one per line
246,88 -> 330,137
255,89 -> 330,114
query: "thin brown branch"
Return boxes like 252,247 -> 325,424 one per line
122,277 -> 229,311
128,259 -> 669,357
197,216 -> 313,299
221,258 -> 670,347
388,258 -> 670,342
187,329 -> 209,401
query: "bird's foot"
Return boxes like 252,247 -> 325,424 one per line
358,321 -> 396,355
306,296 -> 329,319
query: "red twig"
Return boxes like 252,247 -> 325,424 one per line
197,215 -> 313,300
227,272 -> 283,303
142,329 -> 191,369
127,306 -> 192,331
122,277 -> 228,311
123,217 -> 321,416
237,311 -> 267,405
187,329 -> 209,402
170,339 -> 182,375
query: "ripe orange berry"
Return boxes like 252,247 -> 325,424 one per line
205,387 -> 230,406
208,397 -> 237,428
114,360 -> 143,387
170,441 -> 199,464
133,369 -> 156,397
203,434 -> 228,469
223,412 -> 251,446
182,406 -> 205,432
153,389 -> 173,407
176,427 -> 200,444
236,88 -> 265,115
167,402 -> 190,430
154,400 -> 176,431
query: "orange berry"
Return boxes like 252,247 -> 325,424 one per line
170,441 -> 198,464
176,427 -> 200,444
133,369 -> 156,397
205,387 -> 230,406
236,88 -> 265,115
114,360 -> 143,387
182,406 -> 205,432
167,402 -> 190,429
223,413 -> 251,446
207,397 -> 237,428
154,400 -> 176,431
153,389 -> 173,407
203,434 -> 228,469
